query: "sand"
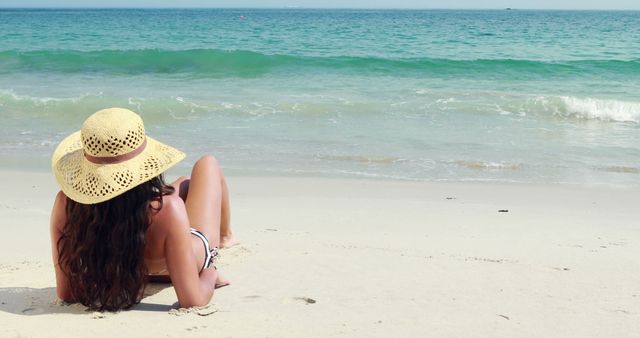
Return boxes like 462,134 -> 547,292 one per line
0,170 -> 639,337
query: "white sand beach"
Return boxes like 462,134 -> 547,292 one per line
0,170 -> 639,337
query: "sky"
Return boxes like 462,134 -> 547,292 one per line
1,0 -> 639,10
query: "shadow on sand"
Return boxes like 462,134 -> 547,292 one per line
0,283 -> 174,316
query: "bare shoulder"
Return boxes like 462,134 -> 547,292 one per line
53,190 -> 67,210
149,193 -> 190,235
51,191 -> 68,232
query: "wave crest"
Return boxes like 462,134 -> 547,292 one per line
1,49 -> 639,77
556,96 -> 640,123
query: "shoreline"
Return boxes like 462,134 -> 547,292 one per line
2,164 -> 638,188
1,170 -> 639,336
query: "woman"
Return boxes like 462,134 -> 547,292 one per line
49,107 -> 235,311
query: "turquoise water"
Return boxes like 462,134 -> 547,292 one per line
1,9 -> 639,185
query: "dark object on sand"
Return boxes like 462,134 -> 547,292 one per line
295,297 -> 316,304
498,209 -> 509,213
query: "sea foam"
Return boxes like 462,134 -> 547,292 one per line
558,96 -> 640,123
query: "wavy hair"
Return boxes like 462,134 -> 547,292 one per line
57,175 -> 174,311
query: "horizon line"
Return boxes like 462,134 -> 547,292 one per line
1,7 -> 640,11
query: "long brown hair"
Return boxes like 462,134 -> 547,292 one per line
57,175 -> 174,311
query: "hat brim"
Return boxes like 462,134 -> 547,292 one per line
52,131 -> 185,204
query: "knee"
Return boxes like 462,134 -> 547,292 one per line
195,154 -> 220,170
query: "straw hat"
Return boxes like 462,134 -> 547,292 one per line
52,108 -> 185,204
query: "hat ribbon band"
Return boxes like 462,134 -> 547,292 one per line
84,138 -> 147,165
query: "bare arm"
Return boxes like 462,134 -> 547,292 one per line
50,191 -> 74,302
161,197 -> 217,308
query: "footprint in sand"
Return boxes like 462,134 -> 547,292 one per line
186,326 -> 208,331
219,245 -> 252,265
21,307 -> 45,315
0,264 -> 19,272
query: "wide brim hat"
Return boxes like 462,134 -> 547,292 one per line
52,108 -> 185,204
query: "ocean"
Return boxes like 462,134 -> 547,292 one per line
1,9 -> 638,186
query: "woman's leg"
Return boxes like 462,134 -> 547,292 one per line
219,176 -> 236,248
170,160 -> 235,247
184,155 -> 223,247
170,175 -> 190,202
182,155 -> 232,286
